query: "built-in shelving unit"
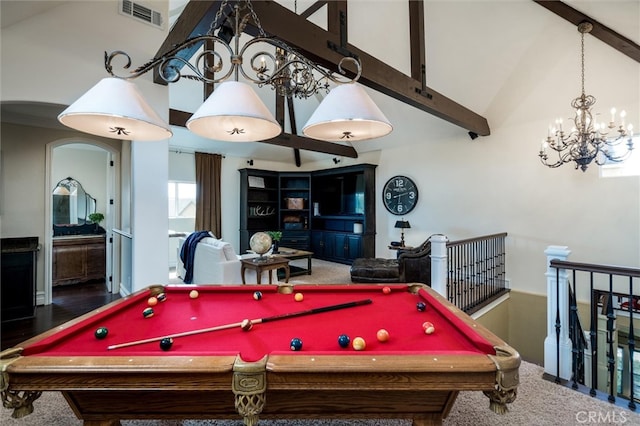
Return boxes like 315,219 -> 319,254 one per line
239,164 -> 376,264
239,169 -> 279,252
279,173 -> 311,250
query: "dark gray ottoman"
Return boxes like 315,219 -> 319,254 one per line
350,258 -> 401,283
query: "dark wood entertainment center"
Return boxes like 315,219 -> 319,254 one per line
239,164 -> 376,264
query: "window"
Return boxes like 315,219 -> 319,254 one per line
168,182 -> 196,218
600,136 -> 639,178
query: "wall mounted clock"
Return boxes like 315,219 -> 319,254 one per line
382,175 -> 418,215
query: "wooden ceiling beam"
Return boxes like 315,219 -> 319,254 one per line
152,1 -> 222,85
158,0 -> 490,136
409,0 -> 426,87
533,0 -> 640,63
169,109 -> 358,158
248,1 -> 490,136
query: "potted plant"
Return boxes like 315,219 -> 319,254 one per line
88,212 -> 105,233
266,231 -> 282,253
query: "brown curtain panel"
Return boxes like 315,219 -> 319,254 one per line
195,152 -> 222,238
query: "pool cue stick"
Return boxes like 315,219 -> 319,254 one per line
108,298 -> 372,350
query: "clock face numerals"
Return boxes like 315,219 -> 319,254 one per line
383,176 -> 418,215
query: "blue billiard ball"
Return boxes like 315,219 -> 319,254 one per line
159,337 -> 173,351
253,291 -> 263,301
417,302 -> 427,312
290,337 -> 303,351
337,334 -> 350,348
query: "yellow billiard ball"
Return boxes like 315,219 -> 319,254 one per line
294,292 -> 304,302
352,336 -> 366,351
189,289 -> 199,299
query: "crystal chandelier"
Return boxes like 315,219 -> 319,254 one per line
58,0 -> 392,143
539,21 -> 634,172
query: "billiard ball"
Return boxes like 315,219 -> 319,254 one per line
147,296 -> 158,306
189,289 -> 199,299
352,337 -> 366,351
159,337 -> 173,351
294,292 -> 304,302
156,293 -> 167,302
142,307 -> 154,318
253,291 -> 263,301
94,327 -> 109,339
423,321 -> 435,335
241,319 -> 253,331
382,286 -> 391,294
376,329 -> 389,342
290,337 -> 303,351
337,334 -> 350,348
416,302 -> 426,312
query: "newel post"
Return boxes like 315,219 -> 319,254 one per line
543,245 -> 572,380
430,234 -> 448,296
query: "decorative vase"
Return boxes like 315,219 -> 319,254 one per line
272,241 -> 279,254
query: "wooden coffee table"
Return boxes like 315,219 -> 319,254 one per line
274,247 -> 313,276
240,257 -> 290,284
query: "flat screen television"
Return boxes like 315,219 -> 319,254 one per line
314,173 -> 364,216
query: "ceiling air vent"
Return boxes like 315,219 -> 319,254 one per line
119,0 -> 164,30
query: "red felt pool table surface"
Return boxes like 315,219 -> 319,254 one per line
1,284 -> 520,426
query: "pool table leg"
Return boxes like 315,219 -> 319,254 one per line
0,389 -> 42,419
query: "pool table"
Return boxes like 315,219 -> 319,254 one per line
0,284 -> 520,426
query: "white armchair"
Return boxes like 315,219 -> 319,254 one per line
177,237 -> 275,284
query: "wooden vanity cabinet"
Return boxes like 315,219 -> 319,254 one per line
52,235 -> 106,286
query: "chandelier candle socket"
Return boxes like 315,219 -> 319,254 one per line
57,0 -> 391,143
539,21 -> 634,172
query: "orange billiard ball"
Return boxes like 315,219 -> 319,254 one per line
189,289 -> 199,299
376,329 -> 390,342
352,336 -> 366,351
147,296 -> 158,306
294,292 -> 304,302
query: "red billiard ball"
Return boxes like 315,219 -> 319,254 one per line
382,286 -> 391,294
422,321 -> 435,335
376,329 -> 389,342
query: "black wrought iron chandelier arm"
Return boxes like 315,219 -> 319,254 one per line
104,34 -> 235,83
234,36 -> 362,98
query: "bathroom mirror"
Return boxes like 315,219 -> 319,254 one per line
52,177 -> 97,226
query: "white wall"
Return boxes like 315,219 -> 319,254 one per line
2,1 -> 638,306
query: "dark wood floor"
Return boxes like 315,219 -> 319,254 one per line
1,281 -> 120,350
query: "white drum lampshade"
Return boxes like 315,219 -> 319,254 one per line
302,83 -> 392,142
186,81 -> 282,142
57,77 -> 173,141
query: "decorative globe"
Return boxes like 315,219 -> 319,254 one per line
249,232 -> 272,260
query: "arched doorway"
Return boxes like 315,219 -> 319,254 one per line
44,140 -> 120,305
